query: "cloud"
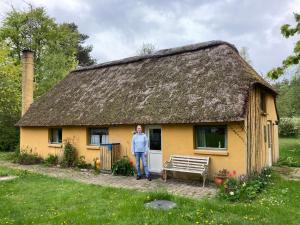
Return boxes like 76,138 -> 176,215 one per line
0,0 -> 299,75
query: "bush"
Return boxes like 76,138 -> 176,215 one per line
218,167 -> 272,202
112,156 -> 135,176
0,114 -> 20,151
279,118 -> 299,137
15,149 -> 44,165
61,141 -> 77,167
76,156 -> 92,169
44,154 -> 59,166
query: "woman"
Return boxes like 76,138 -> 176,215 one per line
131,125 -> 151,181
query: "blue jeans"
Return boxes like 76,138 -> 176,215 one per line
135,152 -> 150,177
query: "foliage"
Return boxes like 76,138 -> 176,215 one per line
112,156 -> 135,176
279,118 -> 299,137
0,43 -> 21,151
76,156 -> 92,169
61,141 -> 77,167
65,23 -> 96,67
275,73 -> 300,117
268,13 -> 300,79
218,168 -> 272,202
0,5 -> 94,98
137,43 -> 156,56
215,168 -> 230,177
44,154 -> 58,166
14,149 -> 43,165
277,137 -> 300,167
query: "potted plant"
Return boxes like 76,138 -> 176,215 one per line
214,169 -> 229,186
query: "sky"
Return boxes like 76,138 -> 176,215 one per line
0,0 -> 299,76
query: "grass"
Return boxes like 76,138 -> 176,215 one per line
0,151 -> 17,161
0,166 -> 299,225
278,137 -> 300,167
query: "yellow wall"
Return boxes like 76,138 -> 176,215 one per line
20,122 -> 246,179
161,123 -> 246,178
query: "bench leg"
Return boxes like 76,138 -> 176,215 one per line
164,170 -> 167,182
202,175 -> 206,187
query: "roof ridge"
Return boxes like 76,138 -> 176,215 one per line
73,40 -> 238,72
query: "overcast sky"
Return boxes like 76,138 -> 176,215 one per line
0,0 -> 299,75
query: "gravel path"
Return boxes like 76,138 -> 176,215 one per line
0,160 -> 217,199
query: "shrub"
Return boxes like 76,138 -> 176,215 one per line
44,154 -> 59,166
112,156 -> 135,176
61,141 -> 77,167
76,156 -> 92,169
218,167 -> 272,202
279,118 -> 299,137
0,114 -> 20,152
15,149 -> 44,165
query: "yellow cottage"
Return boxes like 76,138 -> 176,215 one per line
16,41 -> 279,179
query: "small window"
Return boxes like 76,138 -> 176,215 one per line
195,126 -> 227,149
88,128 -> 109,145
260,92 -> 266,113
49,128 -> 62,144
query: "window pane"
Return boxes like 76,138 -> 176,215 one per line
149,128 -> 161,150
50,128 -> 62,143
89,128 -> 108,145
91,135 -> 100,145
196,126 -> 226,149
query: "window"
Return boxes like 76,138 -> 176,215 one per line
195,126 -> 227,149
88,128 -> 108,145
149,128 -> 161,151
49,128 -> 62,144
260,92 -> 266,113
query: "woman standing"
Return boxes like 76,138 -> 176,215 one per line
131,125 -> 151,181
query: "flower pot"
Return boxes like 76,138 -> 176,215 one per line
214,176 -> 227,186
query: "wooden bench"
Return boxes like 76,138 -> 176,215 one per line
163,155 -> 210,187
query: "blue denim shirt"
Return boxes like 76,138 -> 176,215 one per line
131,133 -> 148,154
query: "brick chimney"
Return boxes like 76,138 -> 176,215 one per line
21,50 -> 34,116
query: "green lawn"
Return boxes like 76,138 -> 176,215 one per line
278,137 -> 300,167
0,166 -> 299,225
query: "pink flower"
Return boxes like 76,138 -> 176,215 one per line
232,170 -> 237,175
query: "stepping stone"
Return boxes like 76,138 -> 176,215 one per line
0,176 -> 18,181
144,200 -> 177,210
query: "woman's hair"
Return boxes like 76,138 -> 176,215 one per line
136,124 -> 143,131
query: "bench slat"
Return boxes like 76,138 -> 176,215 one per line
172,165 -> 205,171
172,161 -> 207,166
164,167 -> 205,174
172,163 -> 206,169
171,158 -> 209,164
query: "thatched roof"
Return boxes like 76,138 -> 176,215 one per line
17,40 -> 276,127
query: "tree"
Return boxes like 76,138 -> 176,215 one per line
239,47 -> 252,65
64,23 -> 96,67
267,13 -> 300,79
0,5 -> 94,97
275,68 -> 300,117
137,43 -> 156,56
0,42 -> 21,151
0,5 -> 95,151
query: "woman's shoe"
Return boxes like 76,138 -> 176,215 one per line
147,176 -> 152,181
136,175 -> 142,180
